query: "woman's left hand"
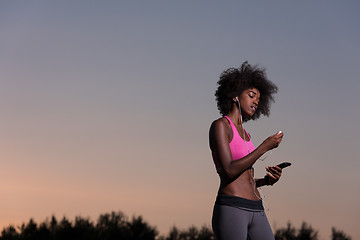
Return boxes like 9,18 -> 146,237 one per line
265,165 -> 282,185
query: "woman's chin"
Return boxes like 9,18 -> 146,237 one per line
242,112 -> 253,120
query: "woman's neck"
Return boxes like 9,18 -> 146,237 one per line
227,106 -> 243,127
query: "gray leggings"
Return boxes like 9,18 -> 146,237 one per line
212,204 -> 275,240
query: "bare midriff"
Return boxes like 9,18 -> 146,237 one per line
219,169 -> 261,201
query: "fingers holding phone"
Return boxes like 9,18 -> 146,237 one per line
264,162 -> 291,186
264,165 -> 282,185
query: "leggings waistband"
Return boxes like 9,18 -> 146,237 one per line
215,194 -> 264,211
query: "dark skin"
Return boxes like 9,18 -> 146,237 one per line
209,88 -> 284,200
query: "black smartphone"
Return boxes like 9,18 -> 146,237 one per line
276,162 -> 291,169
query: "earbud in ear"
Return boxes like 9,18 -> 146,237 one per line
235,97 -> 239,102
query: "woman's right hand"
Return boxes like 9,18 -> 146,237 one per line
261,131 -> 284,151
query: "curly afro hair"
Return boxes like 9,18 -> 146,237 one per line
215,61 -> 278,121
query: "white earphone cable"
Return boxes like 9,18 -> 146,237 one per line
236,98 -> 269,208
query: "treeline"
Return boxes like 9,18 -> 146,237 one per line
0,211 -> 212,240
0,211 -> 352,240
274,222 -> 352,240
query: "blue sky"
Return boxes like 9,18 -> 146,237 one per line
1,1 -> 359,239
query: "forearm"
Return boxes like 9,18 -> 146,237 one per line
255,177 -> 270,188
224,144 -> 268,179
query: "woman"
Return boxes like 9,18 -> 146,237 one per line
209,62 -> 283,240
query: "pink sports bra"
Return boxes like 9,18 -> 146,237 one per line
212,116 -> 256,171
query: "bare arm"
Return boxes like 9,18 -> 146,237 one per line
256,165 -> 283,187
209,118 -> 283,180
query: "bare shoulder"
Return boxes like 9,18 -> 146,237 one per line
209,117 -> 231,151
210,117 -> 227,131
209,117 -> 231,137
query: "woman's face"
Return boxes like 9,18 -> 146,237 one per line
238,88 -> 260,118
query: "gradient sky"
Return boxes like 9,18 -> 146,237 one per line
1,1 -> 359,239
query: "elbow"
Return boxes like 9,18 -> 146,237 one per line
221,168 -> 238,180
221,165 -> 247,180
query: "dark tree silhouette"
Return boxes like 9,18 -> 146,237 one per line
96,211 -> 131,240
0,212 -> 353,240
275,221 -> 319,240
35,222 -> 51,240
19,219 -> 40,240
164,226 -> 180,240
127,216 -> 158,240
331,227 -> 352,240
162,225 -> 214,240
55,217 -> 76,240
180,226 -> 198,240
297,222 -> 318,240
274,222 -> 297,240
0,225 -> 18,240
72,216 -> 97,240
197,225 -> 215,240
